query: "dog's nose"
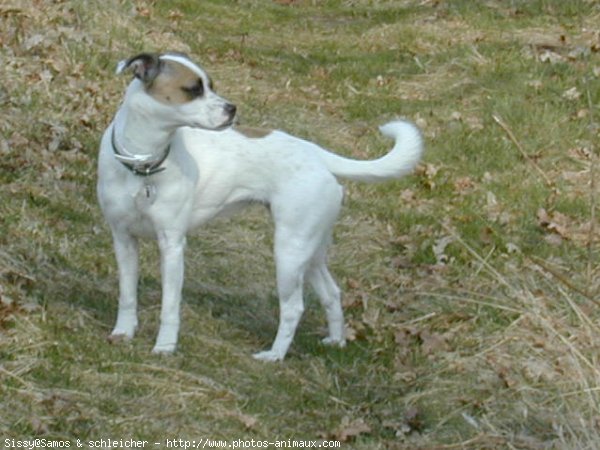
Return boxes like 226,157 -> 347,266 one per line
225,103 -> 237,118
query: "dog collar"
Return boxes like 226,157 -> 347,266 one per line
110,127 -> 171,177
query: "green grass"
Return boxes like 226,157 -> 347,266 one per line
1,0 -> 600,448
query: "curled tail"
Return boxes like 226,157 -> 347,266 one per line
318,121 -> 423,183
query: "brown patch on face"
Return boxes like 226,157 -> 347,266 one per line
146,60 -> 202,105
234,126 -> 273,139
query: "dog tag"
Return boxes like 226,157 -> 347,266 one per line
134,184 -> 157,208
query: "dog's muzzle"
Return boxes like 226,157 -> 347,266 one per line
213,103 -> 236,131
224,103 -> 236,122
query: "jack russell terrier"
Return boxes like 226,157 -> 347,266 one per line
97,52 -> 423,361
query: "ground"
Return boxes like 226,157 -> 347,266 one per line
1,0 -> 600,448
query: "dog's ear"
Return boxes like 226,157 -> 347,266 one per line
116,53 -> 162,84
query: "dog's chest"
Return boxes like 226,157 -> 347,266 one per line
133,183 -> 158,209
100,176 -> 167,235
111,174 -> 160,209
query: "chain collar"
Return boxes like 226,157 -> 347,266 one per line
110,126 -> 171,177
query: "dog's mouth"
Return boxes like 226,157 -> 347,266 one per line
212,122 -> 233,131
195,103 -> 236,132
217,111 -> 237,130
191,117 -> 234,132
209,117 -> 235,132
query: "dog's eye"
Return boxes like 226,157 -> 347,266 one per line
182,80 -> 204,99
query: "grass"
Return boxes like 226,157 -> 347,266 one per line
1,0 -> 600,448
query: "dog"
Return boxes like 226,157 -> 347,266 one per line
97,52 -> 423,361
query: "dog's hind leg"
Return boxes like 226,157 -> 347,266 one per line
110,230 -> 140,340
254,174 -> 344,361
253,230 -> 309,362
306,243 -> 346,347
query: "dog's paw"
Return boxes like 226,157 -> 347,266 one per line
321,337 -> 346,348
110,319 -> 137,340
152,343 -> 176,354
107,333 -> 132,344
252,350 -> 284,362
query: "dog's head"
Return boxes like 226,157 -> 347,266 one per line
116,52 -> 236,131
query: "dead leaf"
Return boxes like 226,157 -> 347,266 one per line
168,9 -> 184,21
453,176 -> 475,195
538,49 -> 565,64
106,333 -> 128,344
567,46 -> 590,60
484,191 -> 511,224
334,417 -> 371,442
450,111 -> 462,121
135,5 -> 152,17
23,34 -> 46,51
544,233 -> 564,246
423,163 -> 439,178
465,115 -> 484,131
506,242 -> 521,254
400,188 -> 417,203
29,416 -> 49,434
383,419 -> 412,438
568,145 -> 593,161
479,226 -> 495,245
416,163 -> 440,190
537,208 -> 570,239
523,358 -> 556,383
414,114 -> 428,130
432,235 -> 454,265
361,308 -> 380,330
420,330 -> 449,356
486,354 -> 520,388
562,86 -> 581,100
394,328 -> 414,360
383,406 -> 424,437
404,406 -> 424,431
343,325 -> 356,342
236,412 -> 258,430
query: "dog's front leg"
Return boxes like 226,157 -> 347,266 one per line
110,230 -> 140,340
152,231 -> 186,354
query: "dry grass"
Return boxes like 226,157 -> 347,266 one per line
1,0 -> 600,448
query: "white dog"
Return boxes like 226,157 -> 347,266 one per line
97,52 -> 423,361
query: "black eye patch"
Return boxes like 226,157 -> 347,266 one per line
181,79 -> 204,98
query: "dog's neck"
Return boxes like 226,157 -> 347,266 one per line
113,106 -> 173,158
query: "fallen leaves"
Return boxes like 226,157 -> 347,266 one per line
432,235 -> 455,265
0,3 -> 124,195
522,357 -> 556,384
383,407 -> 425,438
537,208 -> 569,243
521,27 -> 599,65
394,325 -> 450,361
537,207 -> 598,246
416,163 -> 440,190
0,284 -> 19,329
484,191 -> 511,225
453,176 -> 476,195
228,411 -> 259,430
329,417 -> 371,442
0,252 -> 37,328
562,86 -> 582,101
1,1 -> 600,447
